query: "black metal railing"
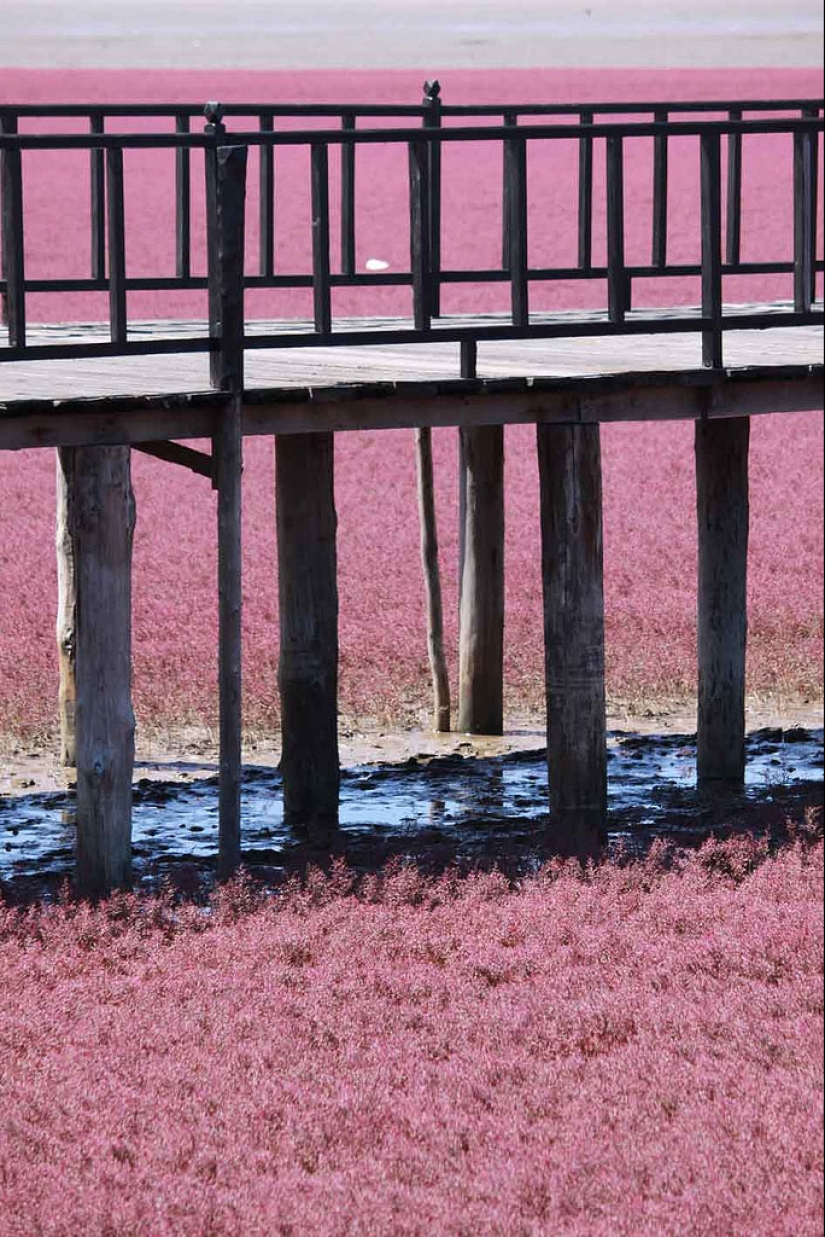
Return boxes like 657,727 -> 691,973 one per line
1,91 -> 822,376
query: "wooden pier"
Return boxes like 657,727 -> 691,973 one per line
1,91 -> 822,891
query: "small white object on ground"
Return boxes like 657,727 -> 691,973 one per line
365,258 -> 390,271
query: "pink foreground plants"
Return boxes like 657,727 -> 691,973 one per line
1,834 -> 822,1237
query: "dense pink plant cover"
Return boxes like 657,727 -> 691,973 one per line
0,68 -> 822,735
0,836 -> 822,1236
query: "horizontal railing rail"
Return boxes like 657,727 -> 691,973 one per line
1,91 -> 822,376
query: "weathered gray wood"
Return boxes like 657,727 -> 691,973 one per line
537,422 -> 607,859
458,424 -> 504,734
0,365 -> 821,451
73,445 -> 135,896
415,426 -> 450,731
55,447 -> 78,767
696,415 -> 750,783
276,431 -> 340,842
205,135 -> 248,878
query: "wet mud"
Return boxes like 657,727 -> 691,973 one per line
0,725 -> 822,903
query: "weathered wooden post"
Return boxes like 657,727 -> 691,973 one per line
415,426 -> 450,732
56,449 -> 78,767
276,431 -> 340,842
205,103 -> 248,878
695,416 -> 750,783
457,424 -> 505,734
72,445 -> 136,897
537,422 -> 607,860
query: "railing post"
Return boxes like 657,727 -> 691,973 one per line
725,107 -> 743,266
700,130 -> 723,368
606,133 -> 628,322
501,110 -> 517,271
90,112 -> 106,283
409,137 -> 432,331
652,108 -> 668,268
423,80 -> 442,319
175,112 -> 192,279
794,112 -> 817,313
204,102 -> 248,879
259,112 -> 275,278
311,142 -> 332,334
0,113 -> 25,346
578,109 -> 594,270
340,112 -> 356,277
105,147 -> 127,344
505,132 -> 528,328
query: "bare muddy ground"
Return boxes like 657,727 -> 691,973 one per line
1,702 -> 821,904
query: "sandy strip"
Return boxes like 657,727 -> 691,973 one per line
1,0 -> 822,70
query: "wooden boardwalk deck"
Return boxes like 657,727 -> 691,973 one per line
1,306 -> 822,448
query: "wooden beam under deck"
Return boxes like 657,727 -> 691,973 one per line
0,364 -> 821,452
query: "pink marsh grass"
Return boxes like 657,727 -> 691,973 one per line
0,836 -> 822,1237
0,68 -> 822,737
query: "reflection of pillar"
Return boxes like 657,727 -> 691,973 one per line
696,416 -> 750,784
537,422 -> 607,860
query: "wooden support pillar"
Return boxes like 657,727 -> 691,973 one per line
537,422 -> 607,859
696,416 -> 750,783
276,431 -> 340,842
458,425 -> 504,734
205,113 -> 248,879
56,448 -> 78,768
72,446 -> 135,897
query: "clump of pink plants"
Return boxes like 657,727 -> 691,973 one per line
1,835 -> 822,1237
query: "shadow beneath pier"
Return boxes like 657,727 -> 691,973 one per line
1,726 -> 822,905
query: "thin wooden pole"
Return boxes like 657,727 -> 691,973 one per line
415,427 -> 450,732
276,432 -> 340,842
56,447 -> 78,768
74,445 -> 135,897
205,112 -> 248,878
457,424 -> 504,734
537,422 -> 607,860
696,415 -> 750,783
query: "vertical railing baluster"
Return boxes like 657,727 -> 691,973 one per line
506,134 -> 528,328
106,147 -> 127,344
501,111 -> 517,270
0,114 -> 25,346
340,113 -> 356,277
795,109 -> 818,312
90,112 -> 106,281
0,108 -> 23,336
578,108 -> 594,270
652,108 -> 668,267
700,130 -> 723,368
175,113 -> 191,279
804,106 -> 820,303
423,80 -> 442,318
408,138 -> 432,331
259,112 -> 275,278
311,142 -> 331,334
725,107 -> 743,266
606,133 -> 627,323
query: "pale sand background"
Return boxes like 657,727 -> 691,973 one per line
1,0 -> 822,70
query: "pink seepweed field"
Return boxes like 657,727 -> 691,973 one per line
0,67 -> 822,741
0,833 -> 823,1237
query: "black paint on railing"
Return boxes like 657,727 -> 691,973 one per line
340,113 -> 356,279
175,113 -> 192,280
700,132 -> 724,369
725,108 -> 743,266
106,147 -> 127,344
423,81 -> 443,320
606,134 -> 626,323
258,112 -> 275,279
652,108 -> 668,268
90,112 -> 106,283
578,109 -> 594,271
311,143 -> 332,335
